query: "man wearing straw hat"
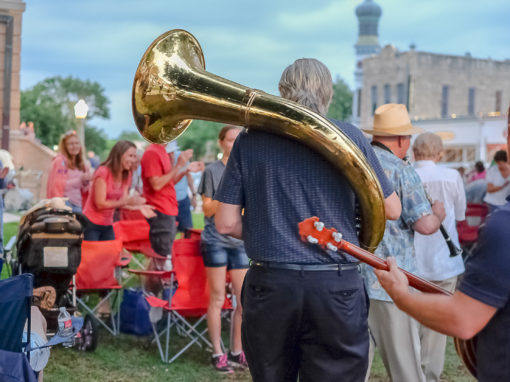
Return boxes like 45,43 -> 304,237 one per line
361,104 -> 446,382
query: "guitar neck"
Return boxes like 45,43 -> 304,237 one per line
339,241 -> 451,296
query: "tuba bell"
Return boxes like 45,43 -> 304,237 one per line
132,29 -> 385,251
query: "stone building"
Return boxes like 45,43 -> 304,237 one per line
353,0 -> 510,164
359,45 -> 510,127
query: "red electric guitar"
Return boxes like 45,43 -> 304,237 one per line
298,216 -> 477,378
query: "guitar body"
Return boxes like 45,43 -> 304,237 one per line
454,337 -> 477,378
299,217 -> 477,378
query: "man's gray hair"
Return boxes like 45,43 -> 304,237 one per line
278,58 -> 333,116
413,132 -> 443,159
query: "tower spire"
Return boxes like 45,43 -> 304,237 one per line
352,0 -> 382,126
355,0 -> 382,56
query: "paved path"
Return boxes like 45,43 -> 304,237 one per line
4,212 -> 20,223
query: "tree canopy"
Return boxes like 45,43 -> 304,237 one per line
20,76 -> 110,155
328,77 -> 353,122
176,120 -> 223,161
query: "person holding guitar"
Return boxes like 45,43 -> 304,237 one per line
374,109 -> 510,382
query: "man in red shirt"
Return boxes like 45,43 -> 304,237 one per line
141,143 -> 203,276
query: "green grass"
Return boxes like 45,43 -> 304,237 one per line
3,215 -> 475,381
369,337 -> 475,381
45,329 -> 251,382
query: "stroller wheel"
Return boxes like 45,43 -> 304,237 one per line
77,314 -> 98,352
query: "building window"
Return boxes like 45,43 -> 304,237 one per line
468,88 -> 475,115
371,85 -> 378,114
440,146 -> 476,163
441,85 -> 449,118
495,90 -> 502,113
384,84 -> 391,104
397,83 -> 405,104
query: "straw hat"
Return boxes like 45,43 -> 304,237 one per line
362,104 -> 423,136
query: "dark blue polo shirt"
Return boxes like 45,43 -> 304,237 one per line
214,120 -> 393,264
457,202 -> 510,381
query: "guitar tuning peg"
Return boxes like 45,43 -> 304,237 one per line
332,232 -> 343,243
307,235 -> 319,244
314,221 -> 324,231
326,243 -> 338,252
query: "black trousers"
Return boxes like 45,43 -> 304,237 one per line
241,265 -> 369,382
145,210 -> 177,295
146,210 -> 177,257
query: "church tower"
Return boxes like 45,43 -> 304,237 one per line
352,0 -> 382,126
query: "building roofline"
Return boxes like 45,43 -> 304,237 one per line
364,45 -> 510,64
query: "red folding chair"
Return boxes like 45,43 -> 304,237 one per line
457,203 -> 489,255
113,220 -> 166,265
75,239 -> 128,336
130,238 -> 232,363
457,203 -> 489,244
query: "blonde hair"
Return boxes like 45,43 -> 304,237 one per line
58,130 -> 85,171
413,132 -> 443,160
278,58 -> 333,116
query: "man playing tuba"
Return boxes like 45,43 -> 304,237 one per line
214,58 -> 401,382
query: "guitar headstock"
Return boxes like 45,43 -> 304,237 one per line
298,217 -> 343,252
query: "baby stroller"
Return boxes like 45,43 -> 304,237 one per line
9,198 -> 98,351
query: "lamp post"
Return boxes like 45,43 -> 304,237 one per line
74,99 -> 88,151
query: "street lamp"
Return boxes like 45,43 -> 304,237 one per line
74,99 -> 88,150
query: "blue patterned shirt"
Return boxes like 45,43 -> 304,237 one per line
362,145 -> 432,302
214,120 -> 394,264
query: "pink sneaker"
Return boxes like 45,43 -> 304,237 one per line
228,351 -> 249,369
211,353 -> 233,373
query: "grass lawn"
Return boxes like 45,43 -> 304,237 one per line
2,216 -> 475,381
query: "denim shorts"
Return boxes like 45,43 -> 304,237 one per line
83,221 -> 115,241
200,242 -> 249,270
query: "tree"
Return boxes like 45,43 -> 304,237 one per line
118,130 -> 142,142
177,120 -> 223,160
20,76 -> 110,153
85,126 -> 108,159
328,77 -> 353,122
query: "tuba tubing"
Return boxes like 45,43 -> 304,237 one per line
132,29 -> 385,251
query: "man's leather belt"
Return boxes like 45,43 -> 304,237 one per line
251,261 -> 360,272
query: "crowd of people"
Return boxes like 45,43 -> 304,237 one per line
17,56 -> 508,381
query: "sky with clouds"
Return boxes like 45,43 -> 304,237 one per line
21,0 -> 510,138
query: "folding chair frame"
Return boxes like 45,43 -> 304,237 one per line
151,285 -> 232,363
76,288 -> 122,336
129,269 -> 219,363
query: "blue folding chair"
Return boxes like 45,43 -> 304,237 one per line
0,273 -> 83,381
0,273 -> 37,382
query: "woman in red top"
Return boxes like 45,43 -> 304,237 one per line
83,140 -> 154,241
46,131 -> 91,212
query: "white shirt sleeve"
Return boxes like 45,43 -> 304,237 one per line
454,171 -> 466,221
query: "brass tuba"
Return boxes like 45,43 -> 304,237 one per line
132,29 -> 385,251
